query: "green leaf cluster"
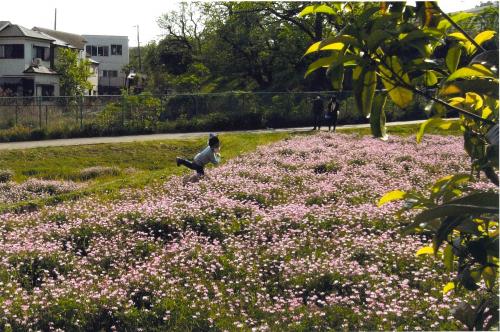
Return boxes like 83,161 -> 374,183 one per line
302,2 -> 498,328
55,48 -> 92,97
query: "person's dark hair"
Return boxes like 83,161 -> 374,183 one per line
209,135 -> 220,148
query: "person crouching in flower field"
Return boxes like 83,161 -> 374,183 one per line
176,133 -> 221,183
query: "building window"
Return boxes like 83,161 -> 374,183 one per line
0,44 -> 24,59
102,70 -> 118,78
98,46 -> 109,56
40,84 -> 54,96
33,46 -> 50,61
111,44 -> 122,56
86,45 -> 98,56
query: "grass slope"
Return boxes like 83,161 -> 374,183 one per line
0,132 -> 291,211
0,121 -> 461,212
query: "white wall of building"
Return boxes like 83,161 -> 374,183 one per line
83,35 -> 129,90
0,37 -> 52,75
0,37 -> 58,96
33,74 -> 60,96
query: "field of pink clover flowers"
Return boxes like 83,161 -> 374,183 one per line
0,132 -> 493,331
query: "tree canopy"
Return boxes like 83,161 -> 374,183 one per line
55,48 -> 92,96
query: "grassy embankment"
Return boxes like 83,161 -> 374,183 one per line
0,121 -> 461,211
0,132 -> 292,211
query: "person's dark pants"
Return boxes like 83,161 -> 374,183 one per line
313,113 -> 322,130
328,114 -> 338,132
177,158 -> 204,175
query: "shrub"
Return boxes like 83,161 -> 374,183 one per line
21,178 -> 83,195
0,126 -> 32,142
78,166 -> 121,180
8,251 -> 72,290
0,169 -> 13,183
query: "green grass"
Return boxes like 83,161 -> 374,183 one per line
338,119 -> 462,137
0,132 -> 292,212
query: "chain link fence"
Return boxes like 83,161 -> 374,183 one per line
0,91 -> 430,141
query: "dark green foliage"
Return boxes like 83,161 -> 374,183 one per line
0,169 -> 13,182
313,161 -> 341,174
8,252 -> 71,291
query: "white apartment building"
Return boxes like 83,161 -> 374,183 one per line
83,35 -> 129,95
0,21 -> 59,96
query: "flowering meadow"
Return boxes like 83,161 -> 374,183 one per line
0,179 -> 84,206
0,132 -> 492,331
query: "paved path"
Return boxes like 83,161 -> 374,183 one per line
0,119 -> 435,150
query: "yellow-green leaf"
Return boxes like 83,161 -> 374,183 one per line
298,5 -> 315,17
450,12 -> 475,23
321,42 -> 345,51
313,4 -> 335,15
443,281 -> 455,294
417,117 -> 450,143
483,266 -> 496,289
438,12 -> 475,30
304,41 -> 321,56
370,93 -> 388,140
425,71 -> 438,86
361,70 -> 377,117
330,65 -> 344,90
471,270 -> 482,282
416,246 -> 434,256
380,79 -> 413,108
378,57 -> 413,108
439,122 -> 452,130
468,31 -> 497,54
482,107 -> 493,119
304,56 -> 335,78
448,32 -> 468,42
446,46 -> 462,73
465,92 -> 483,110
474,30 -> 496,46
449,97 -> 465,106
440,84 -> 462,96
447,64 -> 494,81
378,190 -> 406,207
443,243 -> 454,272
353,66 -> 362,80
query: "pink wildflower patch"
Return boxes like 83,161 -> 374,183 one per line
0,133 -> 489,330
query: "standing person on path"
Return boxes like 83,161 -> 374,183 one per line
325,96 -> 340,132
176,133 -> 221,182
312,95 -> 324,130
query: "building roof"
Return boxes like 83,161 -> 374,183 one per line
0,21 -> 10,32
23,65 -> 58,75
83,34 -> 129,40
33,27 -> 87,50
37,31 -> 69,48
0,23 -> 54,41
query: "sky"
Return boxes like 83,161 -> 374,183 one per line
3,0 -> 486,48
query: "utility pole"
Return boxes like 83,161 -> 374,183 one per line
134,25 -> 142,73
54,8 -> 57,30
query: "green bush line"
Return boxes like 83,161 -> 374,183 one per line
0,92 -> 433,143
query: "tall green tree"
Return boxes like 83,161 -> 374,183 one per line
55,48 -> 92,96
149,2 -> 344,92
